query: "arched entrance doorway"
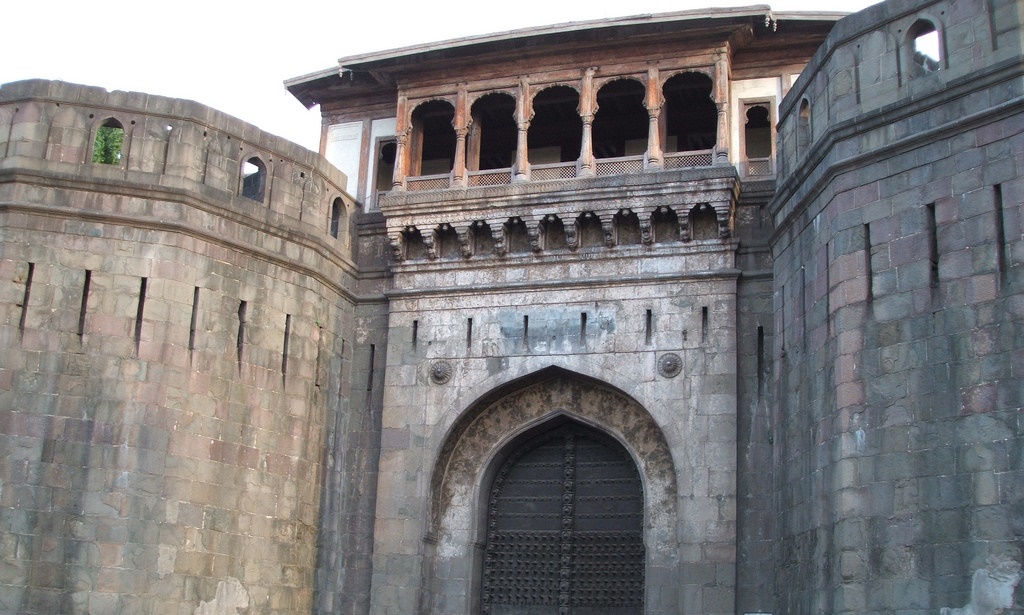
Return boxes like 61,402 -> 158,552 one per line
422,368 -> 679,614
481,421 -> 644,614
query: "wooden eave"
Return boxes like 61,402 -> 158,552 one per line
285,6 -> 845,108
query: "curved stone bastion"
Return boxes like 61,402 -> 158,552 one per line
0,79 -> 356,614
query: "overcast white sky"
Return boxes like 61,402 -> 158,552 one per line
3,0 -> 879,151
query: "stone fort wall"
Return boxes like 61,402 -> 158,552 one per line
0,80 -> 362,614
770,0 -> 1023,612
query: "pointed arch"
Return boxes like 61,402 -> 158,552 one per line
422,366 -> 678,614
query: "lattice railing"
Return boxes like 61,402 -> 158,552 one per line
531,162 -> 577,182
406,174 -> 450,191
468,169 -> 512,187
746,157 -> 774,177
663,150 -> 714,169
595,156 -> 644,176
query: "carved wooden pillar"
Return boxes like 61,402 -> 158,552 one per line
514,78 -> 532,182
392,94 -> 410,190
714,51 -> 730,163
467,113 -> 481,172
452,86 -> 469,187
645,67 -> 664,170
578,67 -> 597,177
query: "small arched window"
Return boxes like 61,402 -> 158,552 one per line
241,157 -> 267,202
329,197 -> 344,238
908,19 -> 942,76
93,118 -> 125,165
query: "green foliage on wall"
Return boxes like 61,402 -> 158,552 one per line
93,126 -> 124,164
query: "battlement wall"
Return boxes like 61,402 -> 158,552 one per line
0,80 -> 363,614
0,79 -> 356,260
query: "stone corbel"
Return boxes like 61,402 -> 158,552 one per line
492,222 -> 507,256
422,229 -> 438,260
458,227 -> 472,258
601,216 -> 615,247
389,233 -> 405,262
640,218 -> 653,245
528,223 -> 542,253
679,210 -> 692,242
566,220 -> 579,251
716,202 -> 733,239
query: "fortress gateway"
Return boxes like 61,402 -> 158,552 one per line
0,0 -> 1022,613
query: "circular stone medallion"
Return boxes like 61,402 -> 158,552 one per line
657,353 -> 682,378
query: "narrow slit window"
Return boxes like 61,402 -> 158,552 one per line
282,314 -> 292,380
466,318 -> 473,350
19,262 -> 35,339
994,185 -> 1006,285
412,319 -> 419,348
188,287 -> 200,362
337,339 -> 347,399
237,300 -> 248,370
926,202 -> 939,288
757,325 -> 765,399
134,277 -> 147,356
366,344 -> 376,393
78,270 -> 91,338
579,313 -> 587,345
701,306 -> 709,343
645,309 -> 652,345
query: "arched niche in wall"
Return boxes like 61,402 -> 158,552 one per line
329,197 -> 345,239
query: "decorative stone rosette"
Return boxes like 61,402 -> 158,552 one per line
429,360 -> 453,384
657,353 -> 682,378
